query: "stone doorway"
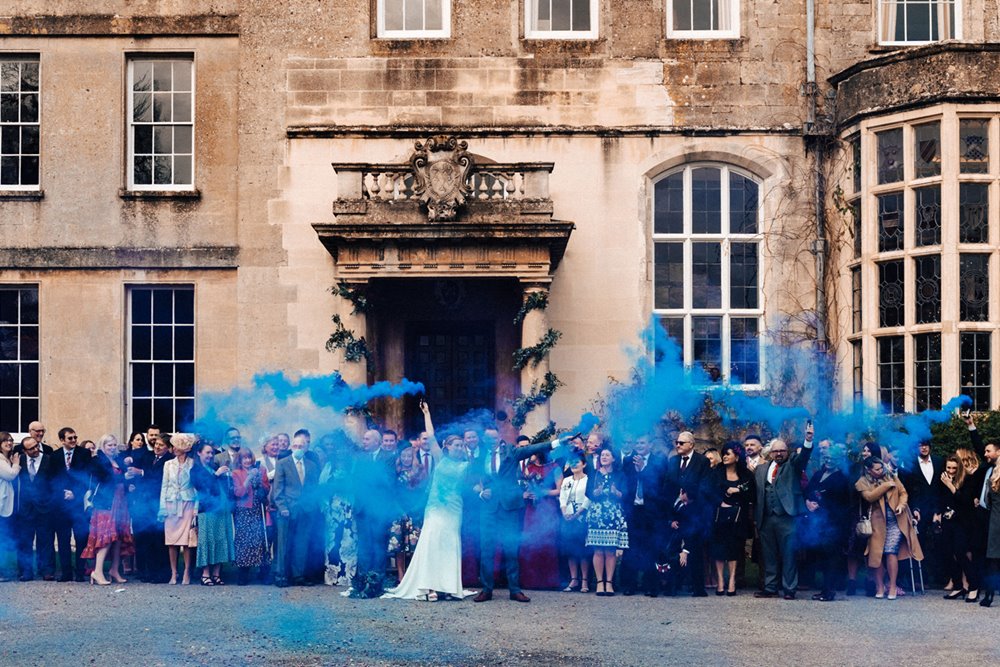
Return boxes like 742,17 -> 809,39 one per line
367,278 -> 521,436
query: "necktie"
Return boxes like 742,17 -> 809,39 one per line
296,459 -> 305,485
29,457 -> 36,479
65,451 -> 71,470
770,463 -> 779,484
981,468 -> 993,510
681,456 -> 689,471
491,448 -> 499,475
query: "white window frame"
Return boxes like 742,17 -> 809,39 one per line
126,285 -> 196,434
377,0 -> 451,39
0,54 -> 41,191
126,56 -> 195,192
877,0 -> 962,46
525,0 -> 599,39
666,0 -> 741,39
651,163 -> 765,388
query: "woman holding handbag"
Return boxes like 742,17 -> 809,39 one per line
191,441 -> 235,586
709,442 -> 755,596
159,433 -> 197,585
80,434 -> 135,585
855,456 -> 923,600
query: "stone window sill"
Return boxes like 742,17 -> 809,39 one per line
0,189 -> 44,201
119,188 -> 201,200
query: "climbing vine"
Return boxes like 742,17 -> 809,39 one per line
512,328 -> 562,371
330,280 -> 370,315
513,290 -> 548,326
511,372 -> 563,429
326,314 -> 373,369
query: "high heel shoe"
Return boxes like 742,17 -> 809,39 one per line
201,576 -> 215,586
595,580 -> 607,597
90,573 -> 110,586
944,589 -> 967,600
562,578 -> 580,592
716,589 -> 725,596
605,581 -> 615,597
965,590 -> 980,603
109,573 -> 127,584
980,591 -> 994,607
580,580 -> 590,594
212,576 -> 225,586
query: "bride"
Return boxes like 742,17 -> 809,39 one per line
383,400 -> 474,601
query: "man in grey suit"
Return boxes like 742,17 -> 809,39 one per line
753,424 -> 814,600
271,433 -> 322,587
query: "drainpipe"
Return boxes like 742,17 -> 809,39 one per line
806,0 -> 828,352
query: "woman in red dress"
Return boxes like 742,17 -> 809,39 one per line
82,434 -> 135,585
518,443 -> 563,589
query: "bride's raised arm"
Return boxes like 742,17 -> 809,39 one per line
420,400 -> 443,462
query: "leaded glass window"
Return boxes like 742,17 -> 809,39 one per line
692,316 -> 722,382
877,128 -> 903,184
960,332 -> 991,411
852,199 -> 862,258
851,135 -> 862,194
851,267 -> 862,333
852,340 -> 864,405
913,332 -> 942,412
878,192 -> 904,252
878,336 -> 905,414
960,119 -> 989,174
653,243 -> 684,309
730,317 -> 760,385
959,254 -> 990,322
914,121 -> 941,178
914,185 -> 941,247
959,183 -> 989,244
878,260 -> 905,328
914,254 -> 941,324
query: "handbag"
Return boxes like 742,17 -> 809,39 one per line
83,483 -> 100,513
855,498 -> 873,537
715,504 -> 741,525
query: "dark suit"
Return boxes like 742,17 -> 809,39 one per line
753,443 -> 814,595
620,452 -> 669,594
902,454 -> 945,585
801,466 -> 851,596
15,452 -> 56,580
475,441 -> 551,594
48,446 -> 93,580
665,451 -> 713,594
135,451 -> 173,582
271,455 -> 323,584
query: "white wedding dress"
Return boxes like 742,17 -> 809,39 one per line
383,456 -> 474,600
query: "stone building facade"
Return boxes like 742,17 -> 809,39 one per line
0,1 -> 997,439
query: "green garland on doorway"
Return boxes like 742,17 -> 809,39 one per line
513,290 -> 548,326
511,288 -> 563,438
326,314 -> 373,369
512,328 -> 561,371
511,372 -> 563,429
330,280 -> 370,315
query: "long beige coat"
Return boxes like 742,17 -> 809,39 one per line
855,474 -> 924,568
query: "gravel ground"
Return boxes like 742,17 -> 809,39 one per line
1,581 -> 998,666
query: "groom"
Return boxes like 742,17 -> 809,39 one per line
472,428 -> 560,603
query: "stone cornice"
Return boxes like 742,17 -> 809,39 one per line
0,246 -> 239,270
0,14 -> 239,37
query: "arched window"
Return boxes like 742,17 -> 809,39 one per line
652,164 -> 763,386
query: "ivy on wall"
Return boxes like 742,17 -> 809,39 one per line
326,314 -> 373,369
330,280 -> 370,315
513,328 -> 561,371
511,291 -> 563,441
513,290 -> 548,326
511,372 -> 563,429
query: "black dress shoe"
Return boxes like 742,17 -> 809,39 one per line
812,592 -> 835,601
980,591 -> 994,607
622,589 -> 636,596
18,575 -> 34,582
473,590 -> 492,602
42,574 -> 55,581
74,575 -> 87,583
691,589 -> 708,597
57,575 -> 72,583
274,579 -> 289,588
754,590 -> 778,598
509,592 -> 530,603
783,592 -> 796,600
944,589 -> 967,600
644,590 -> 659,598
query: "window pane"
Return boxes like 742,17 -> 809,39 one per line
173,61 -> 192,92
959,183 -> 989,244
960,254 -> 989,322
174,156 -> 192,185
174,288 -> 194,324
692,0 -> 712,30
654,172 -> 684,234
730,317 -> 760,385
152,326 -> 173,360
851,200 -> 862,258
852,340 -> 864,403
878,260 -> 905,328
729,172 -> 758,234
174,93 -> 192,123
19,289 -> 37,324
877,128 -> 903,184
153,126 -> 172,154
691,167 -> 721,234
913,254 -> 941,324
153,61 -> 173,91
692,316 -> 722,382
877,192 -> 904,252
0,327 -> 17,361
659,317 -> 684,347
851,267 -> 862,333
153,156 -> 172,185
132,399 -> 152,435
913,121 -> 940,178
960,332 -> 991,411
552,0 -> 571,30
0,94 -> 17,123
878,336 -> 905,414
0,291 -> 16,324
691,242 -> 722,308
154,363 -> 174,395
153,92 -> 172,122
131,289 -> 152,324
133,92 -> 152,123
20,157 -> 37,186
133,156 -> 152,185
851,135 -> 862,194
21,125 -> 39,154
19,326 -> 38,361
153,289 -> 173,323
0,62 -> 18,92
134,125 -> 152,154
674,0 -> 693,31
132,363 -> 152,398
175,325 -> 194,361
133,61 -> 152,91
653,242 -> 684,309
571,0 -> 591,31
913,332 -> 942,412
914,185 -> 941,247
960,119 -> 989,174
729,242 -> 758,309
132,325 -> 152,361
176,363 -> 195,397
1,126 -> 18,154
20,94 -> 38,123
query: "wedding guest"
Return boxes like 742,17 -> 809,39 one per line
519,445 -> 563,590
191,442 -> 235,586
15,436 -> 55,581
389,446 -> 428,583
710,442 -> 755,596
939,455 -> 978,601
232,449 -> 269,585
81,435 -> 134,586
559,453 -> 590,592
586,447 -> 629,597
159,433 -> 197,585
0,432 -> 21,582
50,427 -> 92,582
319,432 -> 357,586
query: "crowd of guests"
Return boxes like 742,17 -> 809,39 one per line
1,413 -> 999,609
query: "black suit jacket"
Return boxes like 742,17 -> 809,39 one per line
16,453 -> 56,517
47,446 -> 93,517
621,452 -> 670,519
474,441 -> 552,512
903,455 -> 945,518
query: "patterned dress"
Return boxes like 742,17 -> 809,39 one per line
232,468 -> 270,568
585,470 -> 629,549
320,462 -> 357,585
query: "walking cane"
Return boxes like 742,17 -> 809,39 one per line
261,502 -> 269,552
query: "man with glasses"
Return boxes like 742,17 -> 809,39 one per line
753,423 -> 815,600
665,431 -> 712,597
27,422 -> 55,455
50,427 -> 92,582
213,427 -> 243,470
15,437 -> 56,581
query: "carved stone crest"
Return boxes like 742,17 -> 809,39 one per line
410,135 -> 474,221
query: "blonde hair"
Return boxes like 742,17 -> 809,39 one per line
991,463 -> 1000,494
170,433 -> 197,453
945,454 -> 966,490
955,447 -> 980,472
